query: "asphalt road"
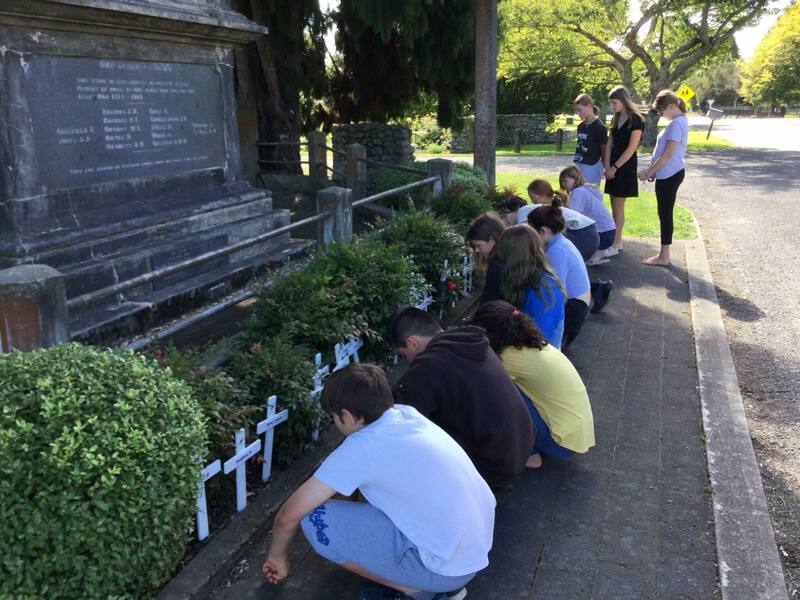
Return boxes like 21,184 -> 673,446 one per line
677,143 -> 800,597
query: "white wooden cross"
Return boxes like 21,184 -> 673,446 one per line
311,353 -> 330,442
413,291 -> 434,312
333,338 -> 363,372
223,428 -> 262,513
196,458 -> 221,541
461,253 -> 473,296
256,394 -> 289,481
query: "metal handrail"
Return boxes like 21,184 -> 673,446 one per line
357,157 -> 425,175
258,159 -> 309,165
66,212 -> 329,311
257,141 -> 306,147
324,145 -> 346,156
352,177 -> 438,208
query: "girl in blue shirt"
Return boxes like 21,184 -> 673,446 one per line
495,224 -> 565,349
638,90 -> 689,267
528,201 -> 591,349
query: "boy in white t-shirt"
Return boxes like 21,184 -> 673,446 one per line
262,363 -> 496,600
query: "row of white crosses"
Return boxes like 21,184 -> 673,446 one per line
194,337 -> 364,541
438,254 -> 474,318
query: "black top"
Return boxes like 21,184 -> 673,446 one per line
609,113 -> 644,162
574,119 -> 608,165
393,325 -> 535,488
479,258 -> 503,304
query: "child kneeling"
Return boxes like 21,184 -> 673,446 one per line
262,363 -> 496,600
472,301 -> 595,468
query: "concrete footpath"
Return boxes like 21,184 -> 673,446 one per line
205,239 -> 722,600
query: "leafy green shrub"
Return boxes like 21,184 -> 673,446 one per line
246,262 -> 363,351
376,161 -> 428,208
483,185 -> 523,211
426,143 -> 445,154
451,162 -> 489,194
0,343 -> 207,598
368,210 -> 465,311
232,337 -> 320,466
153,346 -> 257,461
431,186 -> 492,229
407,113 -> 452,150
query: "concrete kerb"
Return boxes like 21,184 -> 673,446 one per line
685,213 -> 789,600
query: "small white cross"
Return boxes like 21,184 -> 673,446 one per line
256,395 -> 288,481
223,429 -> 262,513
196,459 -> 221,541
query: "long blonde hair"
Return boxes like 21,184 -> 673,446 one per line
496,224 -> 562,309
608,85 -> 644,128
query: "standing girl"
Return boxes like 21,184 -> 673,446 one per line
637,90 -> 689,266
465,212 -> 507,303
573,93 -> 608,185
603,85 -> 644,255
495,225 -> 566,349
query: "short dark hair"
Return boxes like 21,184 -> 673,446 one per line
497,195 -> 527,215
472,300 -> 546,354
386,306 -> 442,348
319,363 -> 394,424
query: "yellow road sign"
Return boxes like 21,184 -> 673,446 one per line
676,84 -> 695,103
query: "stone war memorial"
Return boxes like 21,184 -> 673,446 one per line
0,0 -> 296,348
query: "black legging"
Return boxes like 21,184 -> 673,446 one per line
656,169 -> 685,245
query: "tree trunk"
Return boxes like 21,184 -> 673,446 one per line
234,0 -> 303,175
642,109 -> 660,147
474,0 -> 498,186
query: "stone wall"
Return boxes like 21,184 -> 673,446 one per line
332,123 -> 415,192
450,114 -> 577,152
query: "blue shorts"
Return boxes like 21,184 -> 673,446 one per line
301,500 -> 476,595
564,224 -> 600,260
519,391 -> 575,460
576,159 -> 604,185
597,229 -> 616,251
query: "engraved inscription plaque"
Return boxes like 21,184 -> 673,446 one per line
24,56 -> 226,189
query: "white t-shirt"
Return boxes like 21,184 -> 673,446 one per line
314,404 -> 496,576
517,203 -> 595,230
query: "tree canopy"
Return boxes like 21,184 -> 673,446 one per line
499,0 -> 771,142
329,0 -> 475,128
740,2 -> 800,106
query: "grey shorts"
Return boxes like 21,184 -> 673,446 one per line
301,500 -> 476,594
576,159 -> 604,184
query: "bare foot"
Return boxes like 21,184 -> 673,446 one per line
526,453 -> 543,469
642,255 -> 670,266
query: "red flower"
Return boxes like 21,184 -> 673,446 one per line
447,279 -> 457,291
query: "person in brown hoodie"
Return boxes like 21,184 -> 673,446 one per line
388,307 -> 535,488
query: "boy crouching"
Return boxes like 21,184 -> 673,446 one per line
262,363 -> 496,600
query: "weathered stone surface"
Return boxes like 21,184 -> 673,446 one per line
332,123 -> 414,193
451,114 -> 578,152
0,0 -> 291,345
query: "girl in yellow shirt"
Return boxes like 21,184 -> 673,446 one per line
472,300 -> 595,468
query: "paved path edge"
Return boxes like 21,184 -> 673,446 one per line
685,214 -> 789,600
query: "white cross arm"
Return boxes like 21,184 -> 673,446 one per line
257,409 -> 289,434
223,438 -> 262,474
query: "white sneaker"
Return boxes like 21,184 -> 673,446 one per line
586,257 -> 610,266
602,246 -> 620,257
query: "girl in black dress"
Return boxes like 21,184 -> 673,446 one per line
603,85 -> 644,255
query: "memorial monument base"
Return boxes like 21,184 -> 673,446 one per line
0,0 -> 300,346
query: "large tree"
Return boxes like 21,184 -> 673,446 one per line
500,0 -> 771,144
329,0 -> 476,129
740,2 -> 800,107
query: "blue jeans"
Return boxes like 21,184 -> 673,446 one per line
519,390 -> 575,460
576,159 -> 604,184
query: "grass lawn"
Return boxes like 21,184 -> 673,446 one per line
494,172 -> 695,241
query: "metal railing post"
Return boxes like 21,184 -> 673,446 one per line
346,143 -> 367,201
307,131 -> 327,180
316,186 -> 353,249
426,158 -> 452,197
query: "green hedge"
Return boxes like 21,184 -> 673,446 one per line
0,343 -> 207,598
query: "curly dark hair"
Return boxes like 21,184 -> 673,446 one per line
472,300 -> 547,355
